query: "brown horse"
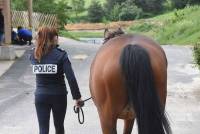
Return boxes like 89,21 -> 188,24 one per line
89,28 -> 172,134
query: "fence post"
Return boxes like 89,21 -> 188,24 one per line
28,0 -> 33,29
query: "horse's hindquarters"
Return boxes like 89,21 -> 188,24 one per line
89,34 -> 170,134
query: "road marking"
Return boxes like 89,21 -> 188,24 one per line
72,54 -> 88,60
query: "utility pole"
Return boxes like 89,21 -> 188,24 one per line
28,0 -> 33,29
4,0 -> 11,45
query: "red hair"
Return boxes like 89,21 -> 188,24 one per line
34,27 -> 58,62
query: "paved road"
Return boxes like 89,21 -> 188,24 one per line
0,39 -> 199,134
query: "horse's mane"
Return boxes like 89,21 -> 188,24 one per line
103,28 -> 125,44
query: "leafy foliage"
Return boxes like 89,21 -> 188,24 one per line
54,1 -> 71,29
171,0 -> 188,9
32,0 -> 56,14
135,0 -> 166,13
194,42 -> 200,69
109,4 -> 121,21
88,1 -> 104,22
108,0 -> 143,21
70,0 -> 85,17
189,0 -> 200,5
119,1 -> 143,21
11,0 -> 27,10
171,0 -> 200,9
105,0 -> 165,20
105,0 -> 125,10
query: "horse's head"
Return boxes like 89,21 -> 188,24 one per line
103,28 -> 125,44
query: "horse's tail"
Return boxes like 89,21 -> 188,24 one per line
119,44 -> 171,134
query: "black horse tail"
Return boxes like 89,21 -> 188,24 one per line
120,44 -> 172,134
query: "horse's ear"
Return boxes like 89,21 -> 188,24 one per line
104,28 -> 110,39
105,28 -> 109,32
117,27 -> 125,34
118,27 -> 122,31
118,27 -> 123,32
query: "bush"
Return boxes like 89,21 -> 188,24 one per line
163,0 -> 174,11
188,0 -> 200,5
88,1 -> 105,22
135,0 -> 165,13
168,10 -> 185,24
55,1 -> 71,29
193,42 -> 200,69
110,4 -> 121,21
119,2 -> 143,21
172,0 -> 188,9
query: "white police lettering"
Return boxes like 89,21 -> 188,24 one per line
33,64 -> 57,74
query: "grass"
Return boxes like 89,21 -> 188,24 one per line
59,30 -> 78,40
127,20 -> 159,37
128,6 -> 200,45
59,30 -> 104,39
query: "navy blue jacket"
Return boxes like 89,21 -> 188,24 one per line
18,28 -> 32,38
30,46 -> 81,100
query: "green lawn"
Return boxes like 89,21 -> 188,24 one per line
59,30 -> 104,39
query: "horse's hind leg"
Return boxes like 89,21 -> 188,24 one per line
123,119 -> 135,134
98,111 -> 117,134
100,119 -> 117,134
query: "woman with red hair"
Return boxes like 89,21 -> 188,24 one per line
30,26 -> 82,134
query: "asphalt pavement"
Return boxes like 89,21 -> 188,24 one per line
0,38 -> 199,134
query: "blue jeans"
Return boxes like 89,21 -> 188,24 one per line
35,94 -> 67,134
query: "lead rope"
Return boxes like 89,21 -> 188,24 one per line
73,97 -> 92,124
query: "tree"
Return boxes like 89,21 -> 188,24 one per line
188,0 -> 200,5
135,0 -> 165,13
105,0 -> 125,10
105,0 -> 165,20
171,0 -> 188,9
54,1 -> 71,29
119,1 -> 143,21
70,0 -> 85,17
105,0 -> 131,20
11,0 -> 27,10
88,1 -> 104,22
110,4 -> 121,21
171,0 -> 200,9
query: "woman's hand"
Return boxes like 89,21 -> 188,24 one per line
75,98 -> 84,107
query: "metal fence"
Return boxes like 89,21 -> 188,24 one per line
12,11 -> 57,29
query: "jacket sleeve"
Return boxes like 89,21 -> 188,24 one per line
62,53 -> 81,100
